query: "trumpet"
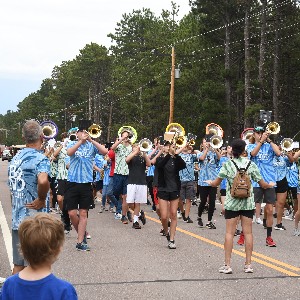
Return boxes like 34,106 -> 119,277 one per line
40,120 -> 58,140
266,122 -> 280,135
187,133 -> 197,146
175,135 -> 187,148
210,135 -> 223,149
206,123 -> 224,137
88,124 -> 102,139
281,138 -> 293,152
118,126 -> 137,144
139,138 -> 153,152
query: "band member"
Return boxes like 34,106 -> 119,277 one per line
206,139 -> 274,274
8,120 -> 50,274
64,124 -> 107,251
125,144 -> 151,229
111,130 -> 133,224
247,125 -> 281,247
52,132 -> 71,233
292,149 -> 300,235
178,145 -> 198,223
197,136 -> 222,229
156,141 -> 186,249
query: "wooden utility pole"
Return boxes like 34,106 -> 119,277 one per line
169,46 -> 175,124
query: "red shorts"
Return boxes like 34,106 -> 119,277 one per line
153,186 -> 159,206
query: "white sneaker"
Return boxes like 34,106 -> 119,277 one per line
244,264 -> 254,273
109,207 -> 116,213
293,228 -> 300,236
0,277 -> 6,284
114,213 -> 122,220
177,211 -> 182,219
255,217 -> 263,225
168,241 -> 176,249
219,265 -> 232,274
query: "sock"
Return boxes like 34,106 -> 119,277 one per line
267,227 -> 272,237
134,215 -> 139,223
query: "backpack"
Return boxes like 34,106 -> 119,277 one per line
230,160 -> 252,199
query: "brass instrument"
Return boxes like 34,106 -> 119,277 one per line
210,135 -> 223,149
241,128 -> 254,144
40,120 -> 58,140
88,124 -> 102,139
164,123 -> 185,144
187,133 -> 197,146
118,126 -> 137,144
266,122 -> 280,135
206,123 -> 224,137
281,138 -> 293,152
139,138 -> 153,152
54,141 -> 62,149
175,135 -> 187,148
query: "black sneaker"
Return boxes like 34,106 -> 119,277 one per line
198,217 -> 203,227
182,211 -> 187,222
139,210 -> 146,225
206,222 -> 216,229
274,223 -> 286,231
186,217 -> 193,223
76,242 -> 90,251
132,221 -> 141,229
166,233 -> 170,242
160,228 -> 166,236
273,213 -> 277,218
127,211 -> 133,222
234,229 -> 241,236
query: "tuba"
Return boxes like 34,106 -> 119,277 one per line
40,120 -> 58,140
139,138 -> 153,152
118,126 -> 137,144
88,124 -> 102,139
266,122 -> 280,135
206,123 -> 224,137
210,135 -> 223,149
241,128 -> 254,144
281,138 -> 293,152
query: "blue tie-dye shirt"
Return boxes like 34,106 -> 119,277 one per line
67,141 -> 99,183
218,156 -> 230,189
286,161 -> 298,187
273,155 -> 288,182
94,154 -> 105,181
197,151 -> 219,186
8,148 -> 50,230
179,153 -> 198,182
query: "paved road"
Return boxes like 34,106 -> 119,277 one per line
0,160 -> 300,299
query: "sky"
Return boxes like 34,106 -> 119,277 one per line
0,0 -> 191,115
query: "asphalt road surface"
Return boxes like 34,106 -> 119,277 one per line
0,160 -> 300,299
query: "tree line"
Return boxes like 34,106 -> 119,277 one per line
1,0 -> 300,147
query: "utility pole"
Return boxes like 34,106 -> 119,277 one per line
88,88 -> 92,120
169,46 -> 175,124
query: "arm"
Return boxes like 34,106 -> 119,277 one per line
294,149 -> 300,161
205,177 -> 223,187
143,151 -> 152,167
285,152 -> 295,163
125,147 -> 139,164
156,154 -> 171,168
214,148 -> 222,160
258,179 -> 275,189
90,139 -> 108,155
67,140 -> 83,156
111,137 -> 123,151
198,147 -> 209,161
93,165 -> 102,173
267,139 -> 281,156
53,144 -> 63,158
175,155 -> 186,171
25,172 -> 50,210
148,145 -> 158,158
151,149 -> 163,165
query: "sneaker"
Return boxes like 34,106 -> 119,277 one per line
219,265 -> 232,274
186,217 -> 193,223
206,222 -> 216,229
76,242 -> 90,251
292,228 -> 300,236
127,211 -> 133,222
237,233 -> 245,245
121,216 -> 128,224
177,211 -> 182,219
160,228 -> 166,236
114,213 -> 122,220
266,236 -> 276,247
273,213 -> 277,218
274,223 -> 286,230
168,240 -> 176,249
139,210 -> 146,225
109,207 -> 116,213
166,233 -> 170,242
132,221 -> 141,229
64,229 -> 70,234
86,233 -> 91,239
198,217 -> 204,227
234,229 -> 241,236
244,264 -> 254,273
105,207 -> 109,211
0,277 -> 6,285
99,206 -> 105,213
182,212 -> 187,221
255,217 -> 263,225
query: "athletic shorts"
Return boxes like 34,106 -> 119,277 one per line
220,189 -> 226,197
93,180 -> 103,191
275,177 -> 288,194
113,174 -> 128,196
64,182 -> 93,210
224,209 -> 254,220
12,230 -> 28,267
57,179 -> 67,196
288,186 -> 298,199
157,191 -> 179,201
153,186 -> 159,205
253,187 -> 276,204
126,184 -> 147,203
180,181 -> 195,200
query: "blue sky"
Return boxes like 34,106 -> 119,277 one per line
0,0 -> 191,115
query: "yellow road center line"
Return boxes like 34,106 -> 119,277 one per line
146,215 -> 300,277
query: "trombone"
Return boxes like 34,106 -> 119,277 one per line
210,135 -> 223,149
266,122 -> 280,135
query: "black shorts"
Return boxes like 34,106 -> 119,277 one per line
220,189 -> 226,197
224,209 -> 254,220
64,182 -> 94,210
275,177 -> 288,193
93,180 -> 103,191
288,187 -> 298,199
57,179 -> 67,196
157,191 -> 179,201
